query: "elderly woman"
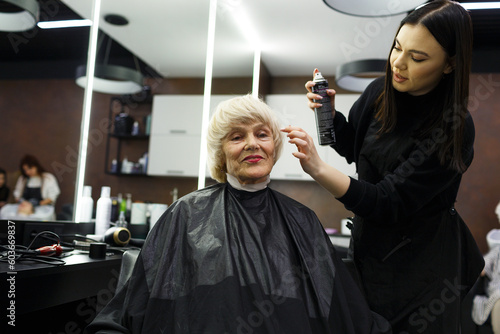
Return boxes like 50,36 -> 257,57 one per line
85,95 -> 390,334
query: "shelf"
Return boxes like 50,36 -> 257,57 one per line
109,133 -> 150,140
105,94 -> 152,177
105,171 -> 149,177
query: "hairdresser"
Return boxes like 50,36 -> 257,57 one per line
13,154 -> 60,207
282,1 -> 483,332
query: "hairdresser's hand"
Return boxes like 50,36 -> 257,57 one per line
305,68 -> 336,118
281,126 -> 327,178
282,125 -> 350,198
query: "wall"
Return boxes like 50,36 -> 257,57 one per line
0,80 -> 83,215
457,74 -> 500,253
1,74 -> 499,252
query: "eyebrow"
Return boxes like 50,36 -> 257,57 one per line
395,39 -> 430,57
225,123 -> 270,137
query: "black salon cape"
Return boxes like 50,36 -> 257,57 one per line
85,183 -> 391,334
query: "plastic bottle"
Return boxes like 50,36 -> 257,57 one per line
121,157 -> 129,174
312,71 -> 336,145
95,186 -> 112,236
110,159 -> 118,173
145,115 -> 151,135
80,185 -> 94,222
110,196 -> 119,222
115,211 -> 128,228
131,121 -> 140,136
125,193 -> 132,222
119,193 -> 126,213
142,152 -> 148,174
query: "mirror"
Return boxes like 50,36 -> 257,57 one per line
64,0 -> 214,213
199,0 -> 257,187
0,0 -> 259,218
212,1 -> 255,88
0,0 -> 92,221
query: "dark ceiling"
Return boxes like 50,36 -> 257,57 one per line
0,0 -> 156,80
0,0 -> 499,80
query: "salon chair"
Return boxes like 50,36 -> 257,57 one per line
115,248 -> 141,293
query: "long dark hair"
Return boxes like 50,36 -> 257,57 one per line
0,168 -> 6,184
375,0 -> 473,172
19,155 -> 46,177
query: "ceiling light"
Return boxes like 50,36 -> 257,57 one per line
75,30 -> 144,95
0,0 -> 39,32
322,0 -> 426,17
37,19 -> 92,29
460,2 -> 500,10
336,59 -> 386,92
76,64 -> 144,95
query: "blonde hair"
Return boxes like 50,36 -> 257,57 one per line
207,94 -> 283,183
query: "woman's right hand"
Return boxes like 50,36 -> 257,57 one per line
305,68 -> 336,118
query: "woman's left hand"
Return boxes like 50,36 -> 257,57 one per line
281,126 -> 325,178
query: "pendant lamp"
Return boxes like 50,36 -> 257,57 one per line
76,63 -> 144,95
322,0 -> 427,17
75,31 -> 144,95
0,0 -> 39,32
336,59 -> 386,92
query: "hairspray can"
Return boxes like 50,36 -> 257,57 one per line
312,71 -> 336,145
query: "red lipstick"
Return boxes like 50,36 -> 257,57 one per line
243,155 -> 263,163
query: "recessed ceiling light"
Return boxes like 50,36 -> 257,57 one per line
104,14 -> 129,26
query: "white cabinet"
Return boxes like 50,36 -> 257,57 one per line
147,94 -> 236,177
150,95 -> 204,136
148,134 -> 201,176
266,94 -> 359,181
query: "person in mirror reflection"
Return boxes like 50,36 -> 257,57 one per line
0,199 -> 55,221
0,168 -> 9,208
472,202 -> 500,332
85,95 -> 391,334
282,1 -> 483,333
13,154 -> 60,207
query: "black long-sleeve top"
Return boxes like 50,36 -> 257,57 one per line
330,76 -> 483,333
333,76 -> 474,225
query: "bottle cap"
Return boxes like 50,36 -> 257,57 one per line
313,71 -> 326,82
101,186 -> 111,198
83,185 -> 92,197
